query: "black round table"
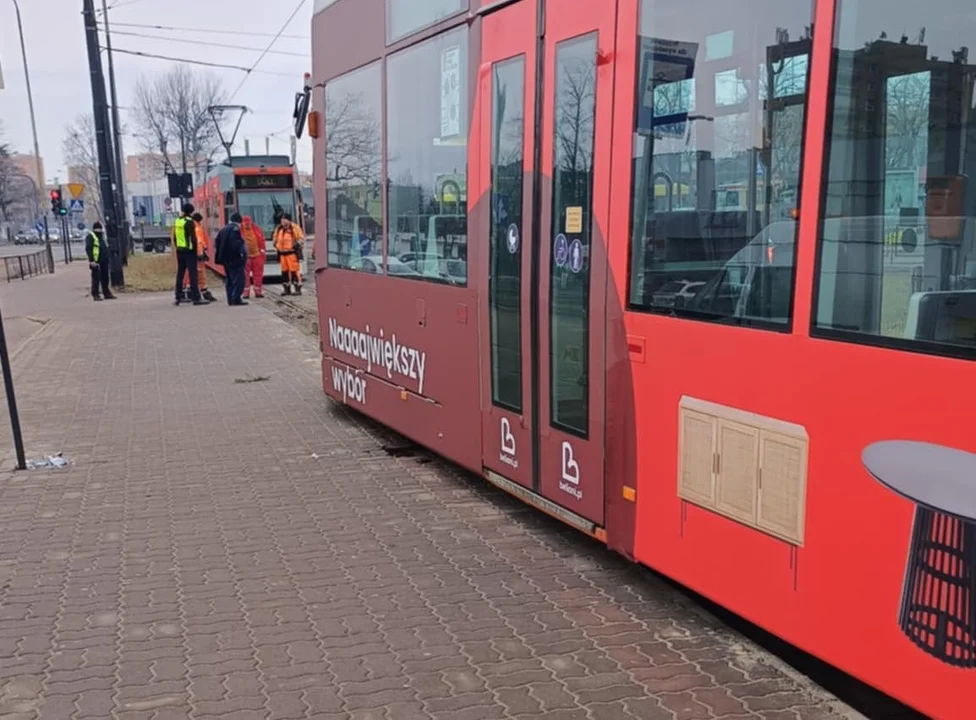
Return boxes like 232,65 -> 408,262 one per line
862,440 -> 976,668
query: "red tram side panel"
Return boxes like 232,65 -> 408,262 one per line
311,0 -> 976,717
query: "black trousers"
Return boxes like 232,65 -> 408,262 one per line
175,251 -> 199,301
224,264 -> 245,304
90,261 -> 111,298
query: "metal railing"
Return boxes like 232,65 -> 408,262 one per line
4,248 -> 54,283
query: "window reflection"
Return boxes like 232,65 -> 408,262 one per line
628,0 -> 813,326
387,0 -> 465,44
815,0 -> 976,355
550,35 -> 597,437
387,28 -> 469,285
489,57 -> 526,412
325,62 -> 384,272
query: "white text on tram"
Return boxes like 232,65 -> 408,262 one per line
327,318 -> 428,395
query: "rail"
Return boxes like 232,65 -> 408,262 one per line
4,248 -> 54,283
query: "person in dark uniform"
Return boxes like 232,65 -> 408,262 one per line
214,212 -> 248,305
86,222 -> 116,302
172,203 -> 205,306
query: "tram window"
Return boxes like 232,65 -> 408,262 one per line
387,28 -> 469,286
324,61 -> 384,272
550,34 -> 597,438
489,57 -> 526,413
626,0 -> 813,328
387,0 -> 465,44
814,0 -> 976,357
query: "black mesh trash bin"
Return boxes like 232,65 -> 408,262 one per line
863,440 -> 976,668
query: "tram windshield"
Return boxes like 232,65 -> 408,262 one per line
237,191 -> 296,239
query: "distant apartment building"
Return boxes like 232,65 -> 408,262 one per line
125,153 -> 167,184
10,153 -> 45,189
125,152 -> 211,185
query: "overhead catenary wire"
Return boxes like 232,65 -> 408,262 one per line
266,125 -> 297,138
101,27 -> 309,58
95,0 -> 153,14
105,47 -> 296,76
229,0 -> 309,102
103,19 -> 309,40
107,0 -> 154,9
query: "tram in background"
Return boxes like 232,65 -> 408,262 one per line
194,154 -> 307,279
307,1 -> 976,717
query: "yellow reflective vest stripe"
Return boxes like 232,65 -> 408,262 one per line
173,216 -> 191,251
89,231 -> 100,262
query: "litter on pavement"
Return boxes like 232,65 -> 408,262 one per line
26,452 -> 69,470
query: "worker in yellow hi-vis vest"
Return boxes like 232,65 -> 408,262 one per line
179,212 -> 216,302
171,203 -> 206,306
86,222 -> 116,302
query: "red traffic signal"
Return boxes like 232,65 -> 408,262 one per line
49,189 -> 63,216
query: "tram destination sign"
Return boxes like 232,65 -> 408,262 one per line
235,174 -> 295,190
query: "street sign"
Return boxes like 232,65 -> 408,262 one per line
34,222 -> 44,235
636,36 -> 699,138
69,199 -> 84,214
66,183 -> 85,200
77,222 -> 86,231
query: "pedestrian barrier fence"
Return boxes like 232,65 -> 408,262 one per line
4,248 -> 53,283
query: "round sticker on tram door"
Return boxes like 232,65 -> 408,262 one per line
506,224 -> 520,254
569,239 -> 584,273
554,234 -> 569,267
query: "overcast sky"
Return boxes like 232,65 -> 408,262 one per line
0,0 -> 314,181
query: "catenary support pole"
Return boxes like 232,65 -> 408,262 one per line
82,0 -> 123,287
101,0 -> 130,270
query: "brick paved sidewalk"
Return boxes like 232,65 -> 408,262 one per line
0,267 -> 858,719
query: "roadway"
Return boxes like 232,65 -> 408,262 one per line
0,240 -> 83,264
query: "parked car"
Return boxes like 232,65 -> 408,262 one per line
349,255 -> 420,276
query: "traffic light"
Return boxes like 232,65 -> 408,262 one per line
49,189 -> 66,216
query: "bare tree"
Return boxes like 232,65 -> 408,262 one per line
0,124 -> 16,221
0,122 -> 34,226
884,71 -> 930,171
132,66 -> 227,181
61,113 -> 105,223
554,53 -> 595,207
325,90 -> 381,188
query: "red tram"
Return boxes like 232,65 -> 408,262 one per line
193,155 -> 307,279
308,1 -> 976,717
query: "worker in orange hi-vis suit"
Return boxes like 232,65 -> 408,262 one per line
273,214 -> 305,296
240,216 -> 267,299
181,212 -> 216,302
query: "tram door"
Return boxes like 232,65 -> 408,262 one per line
479,0 -> 615,527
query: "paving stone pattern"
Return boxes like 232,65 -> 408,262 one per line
0,266 -> 857,719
